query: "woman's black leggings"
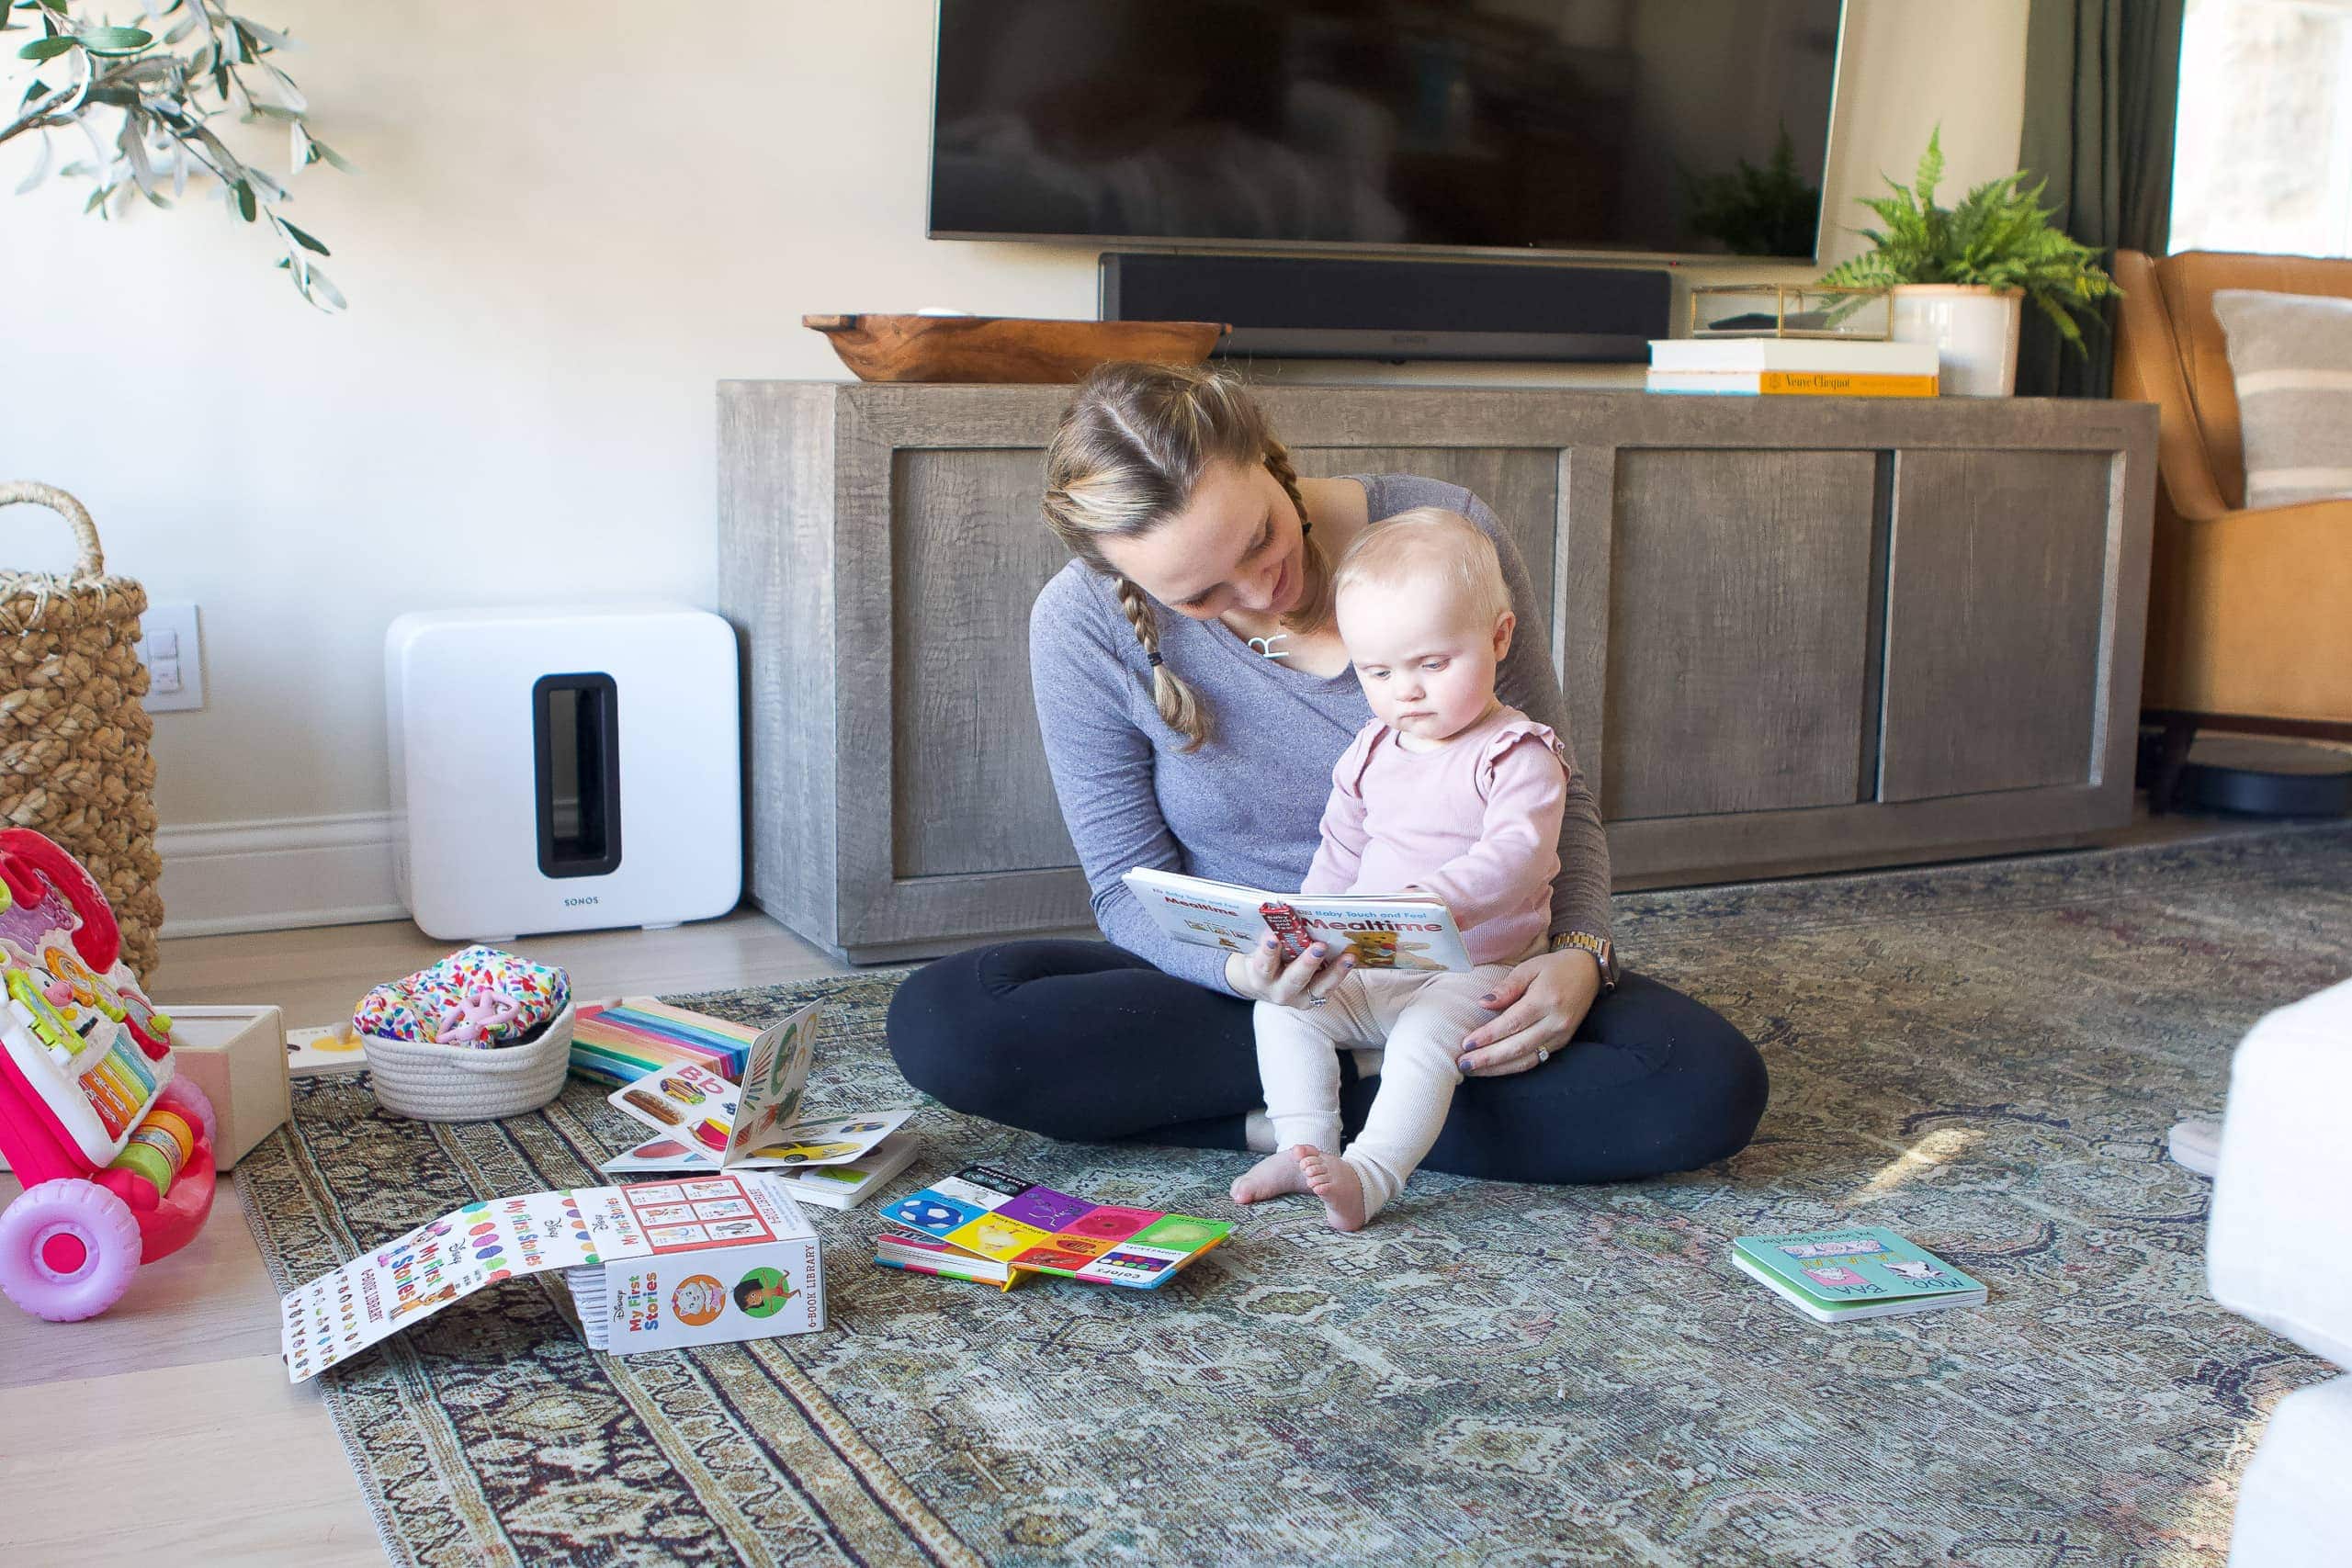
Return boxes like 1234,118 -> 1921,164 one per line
886,941 -> 1769,1185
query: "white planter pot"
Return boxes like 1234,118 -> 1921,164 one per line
1890,286 -> 2024,397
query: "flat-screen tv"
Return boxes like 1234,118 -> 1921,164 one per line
929,0 -> 1847,262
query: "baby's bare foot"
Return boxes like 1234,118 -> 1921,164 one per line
1230,1146 -> 1315,1205
1296,1145 -> 1369,1232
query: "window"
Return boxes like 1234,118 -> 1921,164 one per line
2170,0 -> 2352,256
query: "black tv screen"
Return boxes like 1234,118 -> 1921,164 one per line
929,0 -> 1846,260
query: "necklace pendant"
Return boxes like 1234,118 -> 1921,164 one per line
1249,634 -> 1291,660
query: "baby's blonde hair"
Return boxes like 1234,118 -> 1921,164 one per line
1331,507 -> 1511,629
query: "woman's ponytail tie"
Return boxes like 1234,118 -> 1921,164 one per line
1147,650 -> 1164,667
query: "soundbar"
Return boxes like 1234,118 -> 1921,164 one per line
1099,253 -> 1670,364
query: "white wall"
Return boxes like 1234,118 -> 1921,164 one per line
4,0 -> 2027,930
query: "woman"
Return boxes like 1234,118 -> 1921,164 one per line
886,364 -> 1766,1185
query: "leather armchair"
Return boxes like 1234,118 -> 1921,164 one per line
2110,250 -> 2352,735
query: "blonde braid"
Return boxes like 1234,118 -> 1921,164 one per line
1113,576 -> 1207,749
1043,363 -> 1308,754
1261,437 -> 1333,635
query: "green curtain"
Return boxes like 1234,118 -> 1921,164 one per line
2016,0 -> 2188,398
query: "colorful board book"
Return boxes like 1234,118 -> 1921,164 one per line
1731,1227 -> 1987,1324
877,1163 -> 1232,1292
571,997 -> 768,1086
1122,866 -> 1471,971
604,998 -> 913,1173
278,1170 -> 824,1382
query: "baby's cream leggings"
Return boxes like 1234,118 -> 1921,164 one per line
1252,961 -> 1518,1220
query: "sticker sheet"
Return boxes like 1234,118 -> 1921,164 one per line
878,1164 -> 1232,1291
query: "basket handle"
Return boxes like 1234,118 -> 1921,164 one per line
0,481 -> 105,578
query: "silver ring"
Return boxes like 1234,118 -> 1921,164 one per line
1305,994 -> 1329,1010
1536,1047 -> 1550,1065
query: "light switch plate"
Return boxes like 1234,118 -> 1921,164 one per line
138,602 -> 204,712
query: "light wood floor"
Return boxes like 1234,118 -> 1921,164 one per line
0,909 -> 849,1568
0,808 -> 2302,1564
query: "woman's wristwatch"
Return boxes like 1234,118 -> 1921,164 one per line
1547,931 -> 1619,991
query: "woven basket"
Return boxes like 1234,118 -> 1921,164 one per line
0,482 -> 162,977
363,1000 -> 577,1122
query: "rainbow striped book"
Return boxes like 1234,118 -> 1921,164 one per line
570,998 -> 767,1086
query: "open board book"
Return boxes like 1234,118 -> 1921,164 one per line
876,1163 -> 1232,1291
1731,1227 -> 1987,1324
278,1171 -> 824,1381
601,997 -> 915,1175
1123,866 -> 1470,971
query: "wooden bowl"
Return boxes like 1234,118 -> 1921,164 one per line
804,313 -> 1227,384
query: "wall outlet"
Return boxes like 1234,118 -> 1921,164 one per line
137,601 -> 205,713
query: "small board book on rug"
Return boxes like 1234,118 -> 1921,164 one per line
601,998 -> 915,1176
1731,1227 -> 1987,1324
277,1170 -> 824,1382
876,1163 -> 1232,1292
571,997 -> 769,1086
284,1022 -> 370,1077
1122,866 -> 1470,971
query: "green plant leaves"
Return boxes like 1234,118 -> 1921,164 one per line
1816,123 -> 2120,354
9,1 -> 349,310
78,25 -> 152,55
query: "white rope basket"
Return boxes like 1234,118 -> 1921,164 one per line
363,1000 -> 576,1122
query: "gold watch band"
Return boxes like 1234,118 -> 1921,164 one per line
1547,931 -> 1619,989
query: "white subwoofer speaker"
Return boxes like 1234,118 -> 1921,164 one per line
385,605 -> 742,941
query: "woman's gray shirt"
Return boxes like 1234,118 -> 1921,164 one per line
1028,473 -> 1611,994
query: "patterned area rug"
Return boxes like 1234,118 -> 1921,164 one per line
239,827 -> 2352,1567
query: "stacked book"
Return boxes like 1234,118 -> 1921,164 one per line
1647,338 -> 1939,398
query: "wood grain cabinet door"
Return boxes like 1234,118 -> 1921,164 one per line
1601,448 -> 1882,819
1878,450 -> 2114,801
1290,447 -> 1560,650
888,448 -> 1078,881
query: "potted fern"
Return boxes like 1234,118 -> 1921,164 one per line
1817,130 -> 2120,395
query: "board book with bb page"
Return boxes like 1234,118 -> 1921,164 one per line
1122,866 -> 1470,971
1731,1227 -> 1987,1324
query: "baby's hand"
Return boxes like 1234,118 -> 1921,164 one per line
1225,936 -> 1357,1010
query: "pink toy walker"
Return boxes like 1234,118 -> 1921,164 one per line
0,828 -> 213,1322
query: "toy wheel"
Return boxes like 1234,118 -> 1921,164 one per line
0,1179 -> 142,1322
157,1076 -> 218,1151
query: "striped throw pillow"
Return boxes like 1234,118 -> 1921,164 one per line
2212,288 -> 2352,509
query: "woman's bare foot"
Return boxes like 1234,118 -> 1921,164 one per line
1230,1146 -> 1315,1205
1295,1146 -> 1369,1232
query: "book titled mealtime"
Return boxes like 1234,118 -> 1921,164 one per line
1122,866 -> 1472,971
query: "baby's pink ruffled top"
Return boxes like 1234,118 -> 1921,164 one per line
1303,705 -> 1570,965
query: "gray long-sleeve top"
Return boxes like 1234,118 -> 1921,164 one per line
1028,473 -> 1611,994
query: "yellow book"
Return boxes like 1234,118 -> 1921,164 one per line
1758,370 -> 1939,397
1646,369 -> 1939,398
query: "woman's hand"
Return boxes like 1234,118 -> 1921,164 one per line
1225,937 -> 1357,1010
1455,947 -> 1600,1076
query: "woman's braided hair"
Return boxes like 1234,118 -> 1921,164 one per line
1042,362 -> 1332,751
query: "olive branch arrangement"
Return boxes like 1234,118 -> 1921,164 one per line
3,0 -> 347,309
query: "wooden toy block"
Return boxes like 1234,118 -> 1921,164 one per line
161,1005 -> 289,1169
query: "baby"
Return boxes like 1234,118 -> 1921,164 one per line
1231,507 -> 1567,1230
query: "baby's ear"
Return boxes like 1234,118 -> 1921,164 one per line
1492,609 -> 1517,659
